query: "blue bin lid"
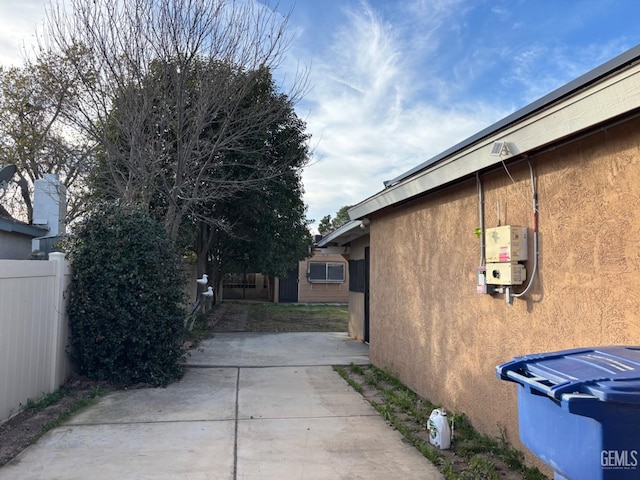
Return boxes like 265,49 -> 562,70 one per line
496,346 -> 640,404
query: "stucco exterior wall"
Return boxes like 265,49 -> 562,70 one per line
347,291 -> 365,340
368,117 -> 640,471
298,251 -> 349,303
347,235 -> 369,342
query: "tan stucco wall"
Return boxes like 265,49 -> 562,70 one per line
367,117 -> 640,472
347,235 -> 370,342
347,290 -> 365,340
298,251 -> 349,303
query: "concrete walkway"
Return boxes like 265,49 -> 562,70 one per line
0,332 -> 444,480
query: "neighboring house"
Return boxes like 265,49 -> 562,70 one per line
316,220 -> 369,340
320,45 -> 640,473
0,174 -> 66,260
0,216 -> 48,260
220,248 -> 350,304
274,248 -> 349,303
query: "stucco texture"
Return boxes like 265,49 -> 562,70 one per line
367,117 -> 640,472
347,235 -> 369,342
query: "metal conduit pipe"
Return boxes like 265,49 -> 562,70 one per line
513,159 -> 538,299
477,172 -> 485,266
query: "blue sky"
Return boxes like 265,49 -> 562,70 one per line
1,0 -> 640,232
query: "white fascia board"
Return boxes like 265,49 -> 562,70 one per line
316,220 -> 365,247
349,61 -> 640,220
318,246 -> 351,255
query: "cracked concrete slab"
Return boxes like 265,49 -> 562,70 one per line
238,366 -> 375,419
0,330 -> 443,480
186,332 -> 370,367
67,368 -> 238,425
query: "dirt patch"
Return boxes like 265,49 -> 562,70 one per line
211,301 -> 250,332
0,375 -> 111,468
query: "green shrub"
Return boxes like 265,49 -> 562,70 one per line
67,201 -> 187,386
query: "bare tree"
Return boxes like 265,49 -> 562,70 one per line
0,56 -> 94,223
39,0 -> 308,240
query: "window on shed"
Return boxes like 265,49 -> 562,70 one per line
308,262 -> 345,283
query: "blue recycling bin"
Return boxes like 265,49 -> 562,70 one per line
496,346 -> 640,480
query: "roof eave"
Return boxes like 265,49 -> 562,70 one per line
349,45 -> 640,221
316,220 -> 368,247
0,218 -> 49,237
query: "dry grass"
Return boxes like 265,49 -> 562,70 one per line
334,364 -> 548,480
246,303 -> 348,332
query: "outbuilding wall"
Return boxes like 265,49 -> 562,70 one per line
368,115 -> 640,471
297,251 -> 349,303
347,235 -> 369,342
0,230 -> 35,260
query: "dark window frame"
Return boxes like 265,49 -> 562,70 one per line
307,261 -> 345,283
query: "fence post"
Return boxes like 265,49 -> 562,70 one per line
49,252 -> 70,391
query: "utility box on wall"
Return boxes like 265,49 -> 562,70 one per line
485,226 -> 528,263
486,263 -> 526,285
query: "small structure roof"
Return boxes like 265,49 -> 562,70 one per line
316,220 -> 369,249
0,215 -> 48,237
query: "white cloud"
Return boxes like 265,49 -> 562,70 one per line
498,38 -> 637,105
298,0 -> 504,231
3,0 -> 638,235
0,1 -> 48,66
293,0 -> 640,233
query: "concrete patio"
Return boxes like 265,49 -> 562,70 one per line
0,332 -> 444,480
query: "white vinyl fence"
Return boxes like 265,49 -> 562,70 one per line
0,253 -> 72,423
